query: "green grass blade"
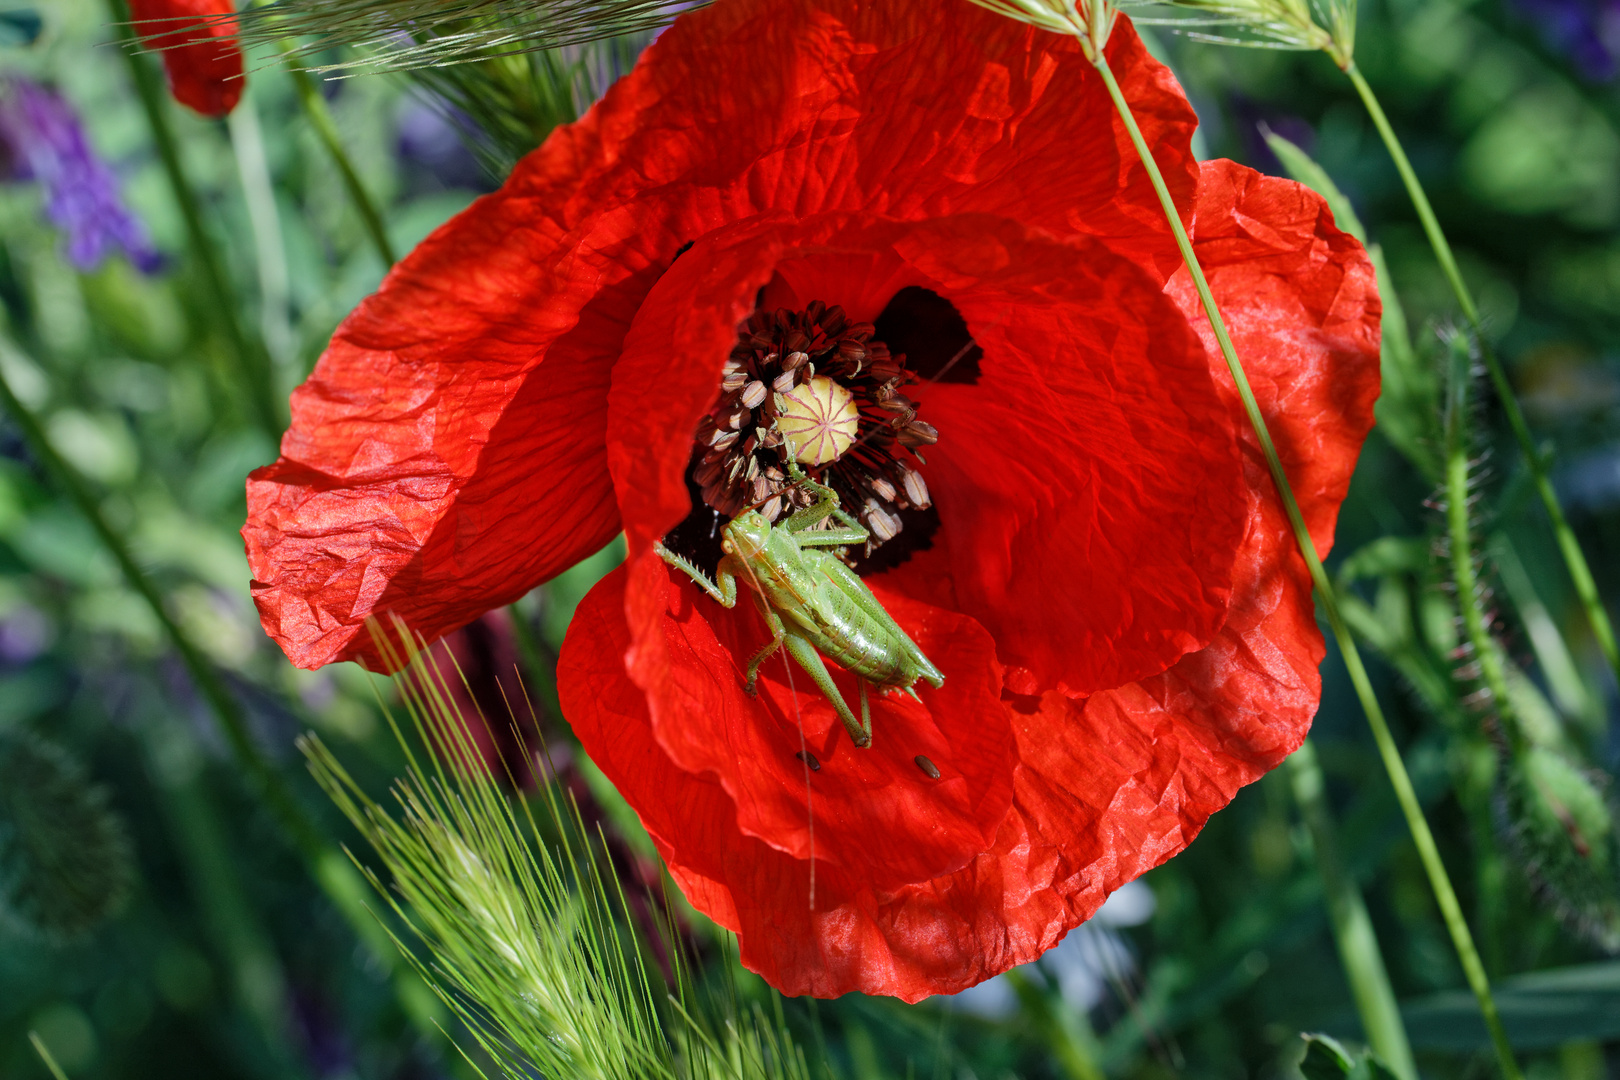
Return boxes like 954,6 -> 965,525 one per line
308,618 -> 810,1080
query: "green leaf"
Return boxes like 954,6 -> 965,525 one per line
1298,1033 -> 1402,1080
1336,536 -> 1431,585
1400,961 -> 1620,1050
1299,1033 -> 1357,1080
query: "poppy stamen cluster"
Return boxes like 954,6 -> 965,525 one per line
690,301 -> 938,548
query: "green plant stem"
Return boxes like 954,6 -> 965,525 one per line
507,601 -> 566,728
29,1033 -> 71,1080
284,62 -> 399,267
1346,62 -> 1620,689
1443,335 -> 1520,745
111,0 -> 284,442
251,0 -> 395,265
1287,740 -> 1417,1080
0,360 -> 444,1046
141,715 -> 307,1079
227,97 -> 295,369
1092,49 -> 1522,1080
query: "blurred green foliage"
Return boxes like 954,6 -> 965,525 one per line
1,0 -> 1619,1078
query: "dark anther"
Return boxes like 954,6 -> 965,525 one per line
796,750 -> 822,772
874,286 -> 982,385
914,754 -> 941,779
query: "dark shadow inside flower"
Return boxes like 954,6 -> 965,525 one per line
873,286 -> 984,386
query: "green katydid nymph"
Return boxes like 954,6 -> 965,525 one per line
655,460 -> 944,749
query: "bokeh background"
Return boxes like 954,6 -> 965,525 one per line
1,0 -> 1618,1077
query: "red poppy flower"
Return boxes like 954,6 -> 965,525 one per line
242,0 -> 1380,999
129,0 -> 243,118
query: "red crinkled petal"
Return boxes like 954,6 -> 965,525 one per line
243,0 -> 1199,672
129,0 -> 242,118
509,6 -> 1195,268
557,159 -> 1381,1001
243,194 -> 627,669
609,211 -> 1246,699
1167,159 -> 1383,550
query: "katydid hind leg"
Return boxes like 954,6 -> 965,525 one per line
815,552 -> 945,689
783,634 -> 870,748
858,679 -> 873,746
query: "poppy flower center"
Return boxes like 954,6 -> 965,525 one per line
688,300 -> 939,550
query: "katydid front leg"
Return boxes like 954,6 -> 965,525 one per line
780,459 -> 865,539
780,468 -> 870,546
655,542 -> 738,606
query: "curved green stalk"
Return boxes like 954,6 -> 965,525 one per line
243,0 -> 397,267
228,96 -> 296,369
112,0 -> 284,442
29,1033 -> 71,1080
1288,740 -> 1417,1080
284,61 -> 399,267
1091,50 -> 1522,1080
0,357 -> 443,1045
1346,62 -> 1620,689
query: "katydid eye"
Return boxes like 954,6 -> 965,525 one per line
721,539 -> 734,554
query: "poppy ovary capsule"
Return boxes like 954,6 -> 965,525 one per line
775,375 -> 859,466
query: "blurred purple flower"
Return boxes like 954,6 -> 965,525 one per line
1230,98 -> 1316,177
395,98 -> 491,193
1511,0 -> 1620,80
0,78 -> 163,273
0,604 -> 51,664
